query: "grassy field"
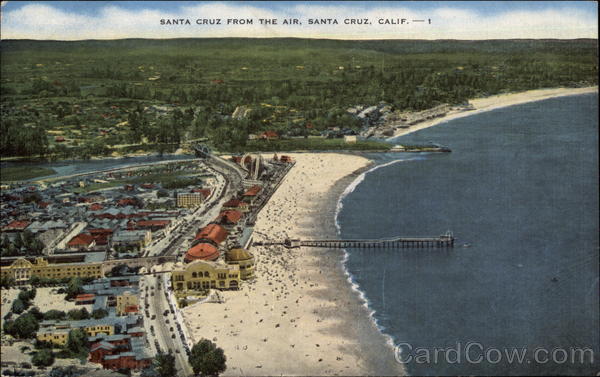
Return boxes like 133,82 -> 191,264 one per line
72,170 -> 206,193
1,166 -> 56,182
241,138 -> 392,152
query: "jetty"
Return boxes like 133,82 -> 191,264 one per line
255,232 -> 454,249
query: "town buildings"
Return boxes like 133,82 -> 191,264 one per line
176,192 -> 204,208
225,248 -> 255,280
0,254 -> 105,283
171,260 -> 240,293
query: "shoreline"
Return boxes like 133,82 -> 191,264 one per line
388,86 -> 598,139
182,153 -> 405,376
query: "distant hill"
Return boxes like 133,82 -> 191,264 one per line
0,37 -> 597,158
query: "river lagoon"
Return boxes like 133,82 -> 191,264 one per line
337,93 -> 599,375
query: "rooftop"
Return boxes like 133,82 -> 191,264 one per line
184,243 -> 219,263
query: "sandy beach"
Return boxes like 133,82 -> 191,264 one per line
182,153 -> 405,376
391,86 -> 598,139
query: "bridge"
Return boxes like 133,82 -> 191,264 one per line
254,232 -> 454,249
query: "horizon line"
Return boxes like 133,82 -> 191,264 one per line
2,36 -> 598,42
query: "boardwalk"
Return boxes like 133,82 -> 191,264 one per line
255,232 -> 455,249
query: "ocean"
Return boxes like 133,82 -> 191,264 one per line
336,93 -> 599,375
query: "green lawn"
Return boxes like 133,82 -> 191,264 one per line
1,166 -> 56,182
73,170 -> 206,193
238,138 -> 392,152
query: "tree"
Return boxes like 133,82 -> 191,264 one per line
43,310 -> 66,321
66,328 -> 88,356
0,275 -> 14,288
12,298 -> 26,314
32,349 -> 54,367
11,313 -> 40,338
91,308 -> 108,319
67,308 -> 89,321
153,351 -> 176,377
65,277 -> 83,299
28,307 -> 44,321
189,339 -> 227,376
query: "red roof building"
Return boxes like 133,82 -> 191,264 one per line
89,228 -> 113,236
191,188 -> 211,199
135,220 -> 171,232
101,353 -> 151,371
260,131 -> 279,140
89,203 -> 104,211
184,243 -> 220,263
117,198 -> 137,207
89,342 -> 118,363
55,136 -> 65,142
194,224 -> 228,245
140,183 -> 155,189
2,220 -> 31,232
243,185 -> 262,197
75,293 -> 96,305
215,210 -> 242,226
67,233 -> 96,250
222,199 -> 249,210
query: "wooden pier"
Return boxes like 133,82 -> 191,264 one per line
254,232 -> 454,249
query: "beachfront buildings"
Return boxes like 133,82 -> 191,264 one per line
171,260 -> 240,294
0,254 -> 104,283
225,248 -> 255,280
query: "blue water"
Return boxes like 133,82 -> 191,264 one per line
1,154 -> 195,181
337,94 -> 599,375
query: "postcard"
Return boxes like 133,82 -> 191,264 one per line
0,1 -> 598,376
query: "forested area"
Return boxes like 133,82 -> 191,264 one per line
1,38 -> 597,158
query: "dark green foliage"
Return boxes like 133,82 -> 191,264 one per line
65,277 -> 83,300
67,308 -> 90,321
65,328 -> 89,357
43,310 -> 67,321
91,308 -> 108,319
30,276 -> 71,286
11,298 -> 26,314
18,287 -> 36,301
153,351 -> 176,377
1,38 -> 597,158
31,349 -> 55,367
4,312 -> 40,339
1,231 -> 45,256
0,274 -> 15,288
34,340 -> 54,349
48,366 -> 85,377
189,339 -> 227,376
28,306 -> 44,321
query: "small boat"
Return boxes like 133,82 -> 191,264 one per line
462,243 -> 471,248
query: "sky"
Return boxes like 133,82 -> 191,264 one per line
0,1 -> 597,40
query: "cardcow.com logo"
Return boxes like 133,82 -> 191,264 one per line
394,342 -> 595,365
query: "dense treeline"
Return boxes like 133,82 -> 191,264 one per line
0,38 -> 597,157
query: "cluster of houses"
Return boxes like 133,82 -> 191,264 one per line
0,162 -> 218,278
171,183 -> 265,299
36,275 -> 153,371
